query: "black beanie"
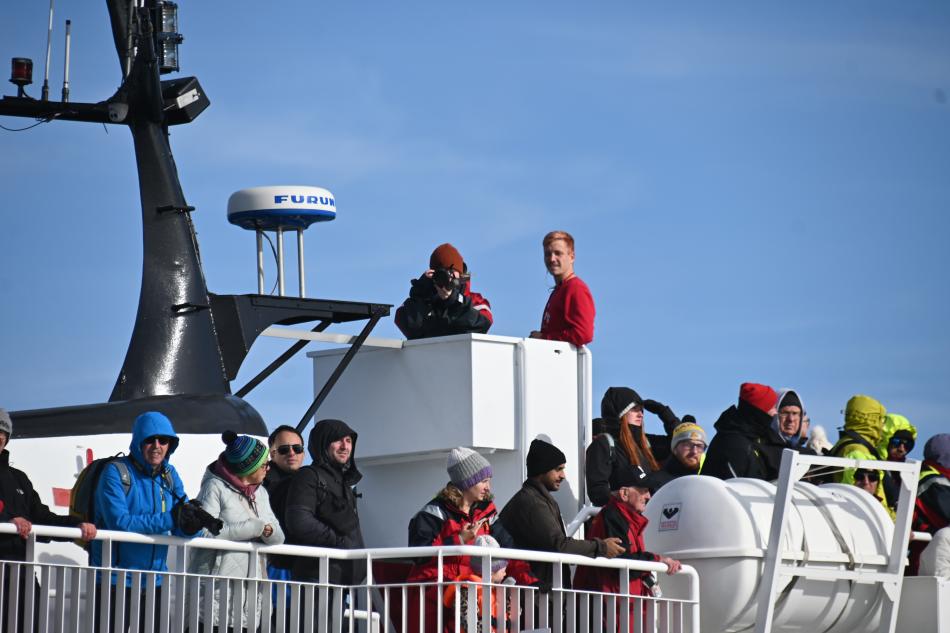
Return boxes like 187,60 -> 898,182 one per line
779,391 -> 803,410
526,439 -> 567,477
601,387 -> 643,419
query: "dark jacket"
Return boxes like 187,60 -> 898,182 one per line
395,276 -> 492,340
285,419 -> 365,584
701,402 -> 787,481
586,416 -> 676,506
0,449 -> 82,562
498,478 -> 605,590
657,454 -> 696,484
262,463 -> 296,570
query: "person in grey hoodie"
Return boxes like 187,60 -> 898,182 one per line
188,431 -> 284,632
771,388 -> 809,450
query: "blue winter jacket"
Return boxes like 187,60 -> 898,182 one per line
90,412 -> 192,585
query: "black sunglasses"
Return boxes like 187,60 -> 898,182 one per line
854,471 -> 880,482
889,437 -> 914,450
143,435 -> 171,446
276,444 -> 304,456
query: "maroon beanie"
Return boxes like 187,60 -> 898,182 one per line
429,243 -> 464,272
739,383 -> 778,414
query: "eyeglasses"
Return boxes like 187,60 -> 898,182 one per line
854,472 -> 880,482
679,442 -> 706,453
889,437 -> 914,450
275,444 -> 304,456
143,436 -> 171,446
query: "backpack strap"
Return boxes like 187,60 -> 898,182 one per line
112,460 -> 132,496
832,429 -> 880,459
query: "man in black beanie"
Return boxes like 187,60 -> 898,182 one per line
498,438 -> 624,591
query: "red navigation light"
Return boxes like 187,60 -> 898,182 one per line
10,57 -> 33,87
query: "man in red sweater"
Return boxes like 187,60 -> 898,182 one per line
529,230 -> 595,346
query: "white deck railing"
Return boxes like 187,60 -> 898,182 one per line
0,523 -> 699,633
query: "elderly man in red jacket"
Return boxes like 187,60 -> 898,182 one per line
574,463 -> 681,597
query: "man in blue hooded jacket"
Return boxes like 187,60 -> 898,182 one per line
91,411 -> 199,632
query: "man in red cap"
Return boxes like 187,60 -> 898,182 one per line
395,243 -> 493,340
701,383 -> 786,481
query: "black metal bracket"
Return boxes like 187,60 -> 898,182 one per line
295,307 -> 387,434
157,204 -> 195,214
234,320 -> 332,398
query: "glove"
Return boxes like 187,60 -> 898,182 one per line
174,499 -> 220,536
408,275 -> 438,301
643,399 -> 681,434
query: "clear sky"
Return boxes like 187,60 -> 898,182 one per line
2,2 -> 948,459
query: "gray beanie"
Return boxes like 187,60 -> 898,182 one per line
924,434 -> 950,469
447,447 -> 492,491
0,409 -> 11,437
471,534 -> 507,575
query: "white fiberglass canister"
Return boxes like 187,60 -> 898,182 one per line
644,475 -> 893,633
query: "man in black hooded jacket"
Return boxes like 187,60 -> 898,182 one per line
702,383 -> 785,481
285,418 -> 365,585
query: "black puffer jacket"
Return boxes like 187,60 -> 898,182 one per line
395,276 -> 492,340
701,402 -> 787,481
0,449 -> 81,561
285,419 -> 365,584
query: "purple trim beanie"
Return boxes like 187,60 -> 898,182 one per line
447,447 -> 492,491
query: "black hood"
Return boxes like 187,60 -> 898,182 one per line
601,387 -> 643,419
308,419 -> 361,482
714,401 -> 775,439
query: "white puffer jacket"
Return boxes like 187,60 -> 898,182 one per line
187,467 -> 285,629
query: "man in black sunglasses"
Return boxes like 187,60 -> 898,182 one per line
876,413 -> 918,513
263,424 -> 305,577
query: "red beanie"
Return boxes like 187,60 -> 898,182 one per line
429,243 -> 464,272
739,383 -> 778,414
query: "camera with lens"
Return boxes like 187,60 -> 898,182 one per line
431,267 -> 460,292
175,499 -> 224,535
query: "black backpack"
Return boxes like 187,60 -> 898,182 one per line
69,454 -> 173,547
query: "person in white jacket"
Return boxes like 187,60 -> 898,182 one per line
188,430 -> 285,632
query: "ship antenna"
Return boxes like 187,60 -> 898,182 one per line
61,20 -> 71,103
41,0 -> 55,101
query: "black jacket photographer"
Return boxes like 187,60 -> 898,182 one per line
395,243 -> 493,340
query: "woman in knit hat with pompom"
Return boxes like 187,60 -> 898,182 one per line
187,430 -> 284,632
406,447 -> 514,633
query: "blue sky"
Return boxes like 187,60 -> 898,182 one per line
2,2 -> 948,458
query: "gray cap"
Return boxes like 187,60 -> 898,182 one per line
446,447 -> 492,491
924,434 -> 950,469
0,408 -> 12,437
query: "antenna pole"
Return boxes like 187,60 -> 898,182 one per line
61,20 -> 72,103
277,228 -> 285,296
297,229 -> 306,297
256,230 -> 265,294
42,0 -> 55,101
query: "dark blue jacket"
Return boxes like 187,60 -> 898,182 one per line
90,412 -> 191,584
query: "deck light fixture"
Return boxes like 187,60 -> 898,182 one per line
155,2 -> 183,74
10,57 -> 33,97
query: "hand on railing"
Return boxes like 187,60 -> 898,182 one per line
659,556 -> 681,574
10,516 -> 32,539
